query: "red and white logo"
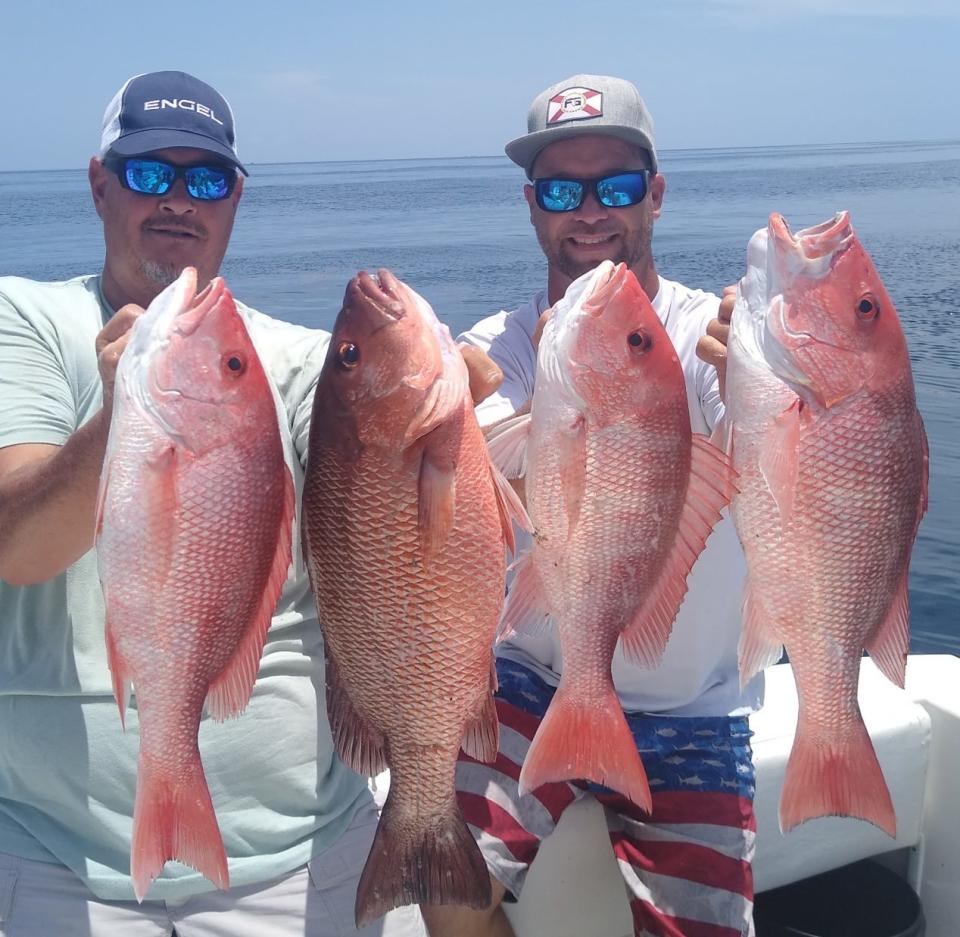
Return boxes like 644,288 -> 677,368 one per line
547,87 -> 603,124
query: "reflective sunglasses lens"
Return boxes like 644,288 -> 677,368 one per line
185,166 -> 232,200
536,179 -> 585,212
125,160 -> 174,195
596,172 -> 648,208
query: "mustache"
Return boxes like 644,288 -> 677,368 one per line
142,217 -> 208,239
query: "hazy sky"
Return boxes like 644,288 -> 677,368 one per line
1,0 -> 957,172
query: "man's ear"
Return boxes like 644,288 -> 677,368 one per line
231,173 -> 244,208
523,182 -> 536,223
89,156 -> 108,218
649,173 -> 666,221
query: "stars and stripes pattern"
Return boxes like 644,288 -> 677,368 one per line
455,658 -> 756,937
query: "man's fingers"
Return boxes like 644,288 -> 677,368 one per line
96,303 -> 144,353
705,317 -> 730,347
459,344 -> 504,405
532,306 -> 553,352
696,335 -> 726,369
718,290 -> 735,323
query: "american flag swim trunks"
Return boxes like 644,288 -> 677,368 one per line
455,658 -> 757,937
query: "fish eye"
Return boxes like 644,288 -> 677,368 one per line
221,352 -> 246,375
856,293 -> 880,321
337,342 -> 361,369
627,329 -> 653,353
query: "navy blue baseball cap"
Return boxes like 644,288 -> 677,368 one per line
99,70 -> 247,175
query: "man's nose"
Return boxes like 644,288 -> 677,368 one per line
573,187 -> 608,223
158,178 -> 196,213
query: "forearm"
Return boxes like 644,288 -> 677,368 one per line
0,409 -> 111,585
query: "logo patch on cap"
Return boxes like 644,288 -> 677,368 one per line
547,87 -> 602,124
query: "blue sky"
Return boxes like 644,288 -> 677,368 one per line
1,0 -> 957,172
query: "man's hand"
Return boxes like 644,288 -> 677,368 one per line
696,286 -> 736,402
459,344 -> 504,406
96,304 -> 144,413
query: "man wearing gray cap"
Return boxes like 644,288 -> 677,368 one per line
421,75 -> 756,937
0,70 -> 427,937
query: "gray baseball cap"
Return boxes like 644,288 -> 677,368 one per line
505,74 -> 658,179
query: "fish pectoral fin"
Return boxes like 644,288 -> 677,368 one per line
418,449 -> 457,566
143,444 -> 182,584
325,654 -> 388,776
865,567 -> 910,689
498,550 -> 551,641
206,464 -> 296,721
620,434 -> 736,668
738,580 -> 784,688
484,412 -> 532,479
760,400 -> 802,523
558,418 -> 587,537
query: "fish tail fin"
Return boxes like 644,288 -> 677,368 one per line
131,753 -> 229,901
780,715 -> 896,837
354,794 -> 491,926
519,682 -> 651,813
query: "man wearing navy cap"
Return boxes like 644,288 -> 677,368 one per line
0,71 -> 427,937
421,74 -> 755,937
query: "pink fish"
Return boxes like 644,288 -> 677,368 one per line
724,212 -> 929,835
301,269 -> 528,925
96,269 -> 295,899
488,261 -> 735,811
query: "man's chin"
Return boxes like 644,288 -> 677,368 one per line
139,260 -> 182,288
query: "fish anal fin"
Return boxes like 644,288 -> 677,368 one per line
865,568 -> 910,689
519,681 -> 651,814
461,660 -> 499,763
498,551 -> 551,641
206,464 -> 296,721
760,400 -> 802,522
104,610 -> 131,730
326,654 -> 388,777
738,581 -> 784,688
620,434 -> 735,668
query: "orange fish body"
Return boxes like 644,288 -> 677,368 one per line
96,270 -> 295,900
301,270 -> 526,925
725,213 -> 929,836
488,261 -> 735,812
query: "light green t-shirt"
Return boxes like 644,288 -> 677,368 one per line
0,274 -> 369,900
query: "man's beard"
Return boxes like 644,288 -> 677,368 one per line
538,212 -> 654,283
139,260 -> 181,288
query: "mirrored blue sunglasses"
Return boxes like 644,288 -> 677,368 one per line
534,170 -> 650,213
104,156 -> 237,201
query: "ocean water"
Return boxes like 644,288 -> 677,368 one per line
1,140 -> 957,653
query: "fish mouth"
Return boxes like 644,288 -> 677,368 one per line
580,261 -> 622,317
344,269 -> 407,333
769,211 -> 853,275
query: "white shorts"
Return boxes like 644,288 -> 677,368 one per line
0,800 -> 425,937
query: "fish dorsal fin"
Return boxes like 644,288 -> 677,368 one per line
498,550 -> 552,641
759,398 -> 803,523
738,578 -> 785,688
485,412 -> 532,479
205,462 -> 296,720
620,434 -> 736,667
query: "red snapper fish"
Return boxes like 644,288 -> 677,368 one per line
723,212 -> 929,835
487,261 -> 735,811
301,269 -> 528,925
96,268 -> 295,899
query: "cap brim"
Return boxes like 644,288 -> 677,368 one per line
107,128 -> 248,175
505,124 -> 657,178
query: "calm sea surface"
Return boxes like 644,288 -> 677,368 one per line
1,141 -> 957,653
